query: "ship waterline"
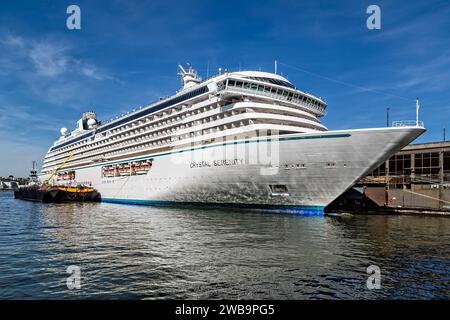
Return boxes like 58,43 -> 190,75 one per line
39,66 -> 425,214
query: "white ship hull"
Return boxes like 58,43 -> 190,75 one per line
41,126 -> 424,214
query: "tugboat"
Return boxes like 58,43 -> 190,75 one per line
14,157 -> 101,203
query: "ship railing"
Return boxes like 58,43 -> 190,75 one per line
224,87 -> 326,116
203,67 -> 323,102
392,120 -> 424,127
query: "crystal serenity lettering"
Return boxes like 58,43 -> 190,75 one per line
190,159 -> 243,168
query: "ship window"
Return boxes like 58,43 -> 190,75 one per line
444,152 -> 450,173
235,81 -> 243,87
269,184 -> 289,195
228,80 -> 235,86
243,76 -> 296,89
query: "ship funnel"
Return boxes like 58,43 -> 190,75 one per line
178,64 -> 201,89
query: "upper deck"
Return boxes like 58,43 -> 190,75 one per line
42,67 -> 328,172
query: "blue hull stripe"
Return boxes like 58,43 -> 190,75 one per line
101,197 -> 325,215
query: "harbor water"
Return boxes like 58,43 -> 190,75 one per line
0,192 -> 448,299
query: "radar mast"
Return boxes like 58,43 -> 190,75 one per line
178,63 -> 201,89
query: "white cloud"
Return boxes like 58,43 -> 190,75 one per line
29,42 -> 69,77
2,34 -> 25,48
81,64 -> 101,79
0,32 -> 123,112
79,63 -> 121,83
1,32 -> 117,81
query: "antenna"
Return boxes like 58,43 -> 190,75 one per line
386,107 -> 390,127
206,60 -> 210,79
416,98 -> 420,126
178,63 -> 201,89
274,60 -> 278,74
178,64 -> 187,75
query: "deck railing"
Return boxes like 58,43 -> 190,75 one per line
224,86 -> 326,116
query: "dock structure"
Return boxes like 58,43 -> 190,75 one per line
0,178 -> 28,191
327,141 -> 450,214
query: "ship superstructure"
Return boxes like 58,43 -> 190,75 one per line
39,65 -> 425,214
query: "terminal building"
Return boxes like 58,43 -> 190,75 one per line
365,141 -> 450,187
327,141 -> 450,213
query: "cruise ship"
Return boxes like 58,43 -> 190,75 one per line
39,65 -> 425,214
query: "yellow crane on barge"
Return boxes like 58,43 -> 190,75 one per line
43,152 -> 74,186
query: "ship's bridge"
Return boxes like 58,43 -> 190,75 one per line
227,71 -> 295,88
229,71 -> 293,82
216,70 -> 326,117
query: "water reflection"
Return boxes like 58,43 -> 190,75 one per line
0,192 -> 448,299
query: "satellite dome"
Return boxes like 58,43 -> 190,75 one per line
60,127 -> 68,136
87,118 -> 97,127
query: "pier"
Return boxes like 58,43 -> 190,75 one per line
0,176 -> 28,191
326,141 -> 450,215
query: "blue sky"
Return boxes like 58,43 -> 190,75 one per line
1,0 -> 450,176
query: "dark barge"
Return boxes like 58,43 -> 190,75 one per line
14,185 -> 101,203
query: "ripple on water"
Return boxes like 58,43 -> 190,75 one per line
0,192 -> 449,299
